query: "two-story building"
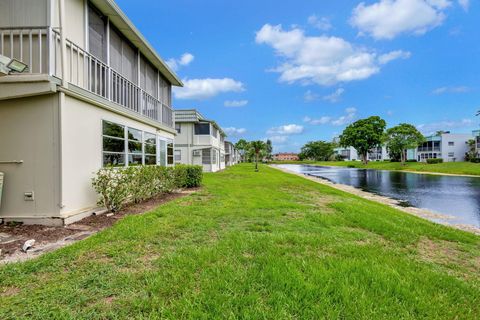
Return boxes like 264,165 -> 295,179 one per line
473,130 -> 480,157
0,0 -> 182,225
224,141 -> 238,167
273,153 -> 300,161
173,109 -> 226,172
416,133 -> 471,162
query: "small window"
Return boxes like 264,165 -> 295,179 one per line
144,133 -> 156,165
448,141 -> 454,146
159,140 -> 167,166
174,150 -> 181,161
212,149 -> 217,164
448,152 -> 454,157
194,123 -> 210,135
202,149 -> 211,164
175,122 -> 181,134
212,127 -> 218,138
103,121 -> 125,167
167,142 -> 174,165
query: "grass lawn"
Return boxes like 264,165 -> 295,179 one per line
273,160 -> 480,176
1,164 -> 479,319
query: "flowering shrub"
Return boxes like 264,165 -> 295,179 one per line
92,165 -> 203,212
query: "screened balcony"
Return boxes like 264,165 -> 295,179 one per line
0,26 -> 173,128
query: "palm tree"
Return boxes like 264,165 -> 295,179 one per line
250,140 -> 266,172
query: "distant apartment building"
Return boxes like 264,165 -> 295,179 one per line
334,146 -> 389,161
273,153 -> 300,161
473,130 -> 480,157
224,141 -> 239,167
416,133 -> 471,162
0,0 -> 181,225
174,110 -> 226,172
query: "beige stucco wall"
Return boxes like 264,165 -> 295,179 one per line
60,94 -> 174,217
0,0 -> 49,28
0,94 -> 61,219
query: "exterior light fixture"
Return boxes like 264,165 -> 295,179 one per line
7,58 -> 28,73
0,55 -> 29,76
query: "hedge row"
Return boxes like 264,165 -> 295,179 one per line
92,165 -> 202,212
426,158 -> 444,164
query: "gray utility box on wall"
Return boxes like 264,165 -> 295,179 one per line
0,172 -> 4,208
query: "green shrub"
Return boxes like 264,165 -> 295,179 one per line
92,165 -> 203,212
92,167 -> 131,212
184,165 -> 203,188
426,158 -> 443,164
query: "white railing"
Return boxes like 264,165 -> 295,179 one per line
0,27 -> 173,128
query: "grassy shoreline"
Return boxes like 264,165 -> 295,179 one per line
271,160 -> 480,176
1,164 -> 479,318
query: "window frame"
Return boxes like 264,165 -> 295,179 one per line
102,120 -> 170,168
194,123 -> 211,135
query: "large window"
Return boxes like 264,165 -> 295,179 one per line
194,123 -> 210,135
102,121 -> 125,167
102,120 -> 163,167
212,149 -> 217,164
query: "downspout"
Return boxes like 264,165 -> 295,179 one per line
57,0 -> 68,209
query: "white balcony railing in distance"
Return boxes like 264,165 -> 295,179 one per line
0,27 -> 173,128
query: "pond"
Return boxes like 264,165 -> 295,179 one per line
277,164 -> 480,228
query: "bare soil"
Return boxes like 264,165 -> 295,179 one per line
0,189 -> 199,263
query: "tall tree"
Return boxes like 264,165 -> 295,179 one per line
339,116 -> 386,165
384,123 -> 424,165
265,139 -> 273,161
299,141 -> 335,161
249,140 -> 266,172
235,139 -> 249,162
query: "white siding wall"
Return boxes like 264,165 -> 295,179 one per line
60,95 -> 174,217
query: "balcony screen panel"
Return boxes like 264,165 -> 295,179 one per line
159,75 -> 171,105
139,55 -> 158,97
88,5 -> 107,62
109,26 -> 137,84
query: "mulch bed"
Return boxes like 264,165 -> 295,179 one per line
0,189 -> 198,260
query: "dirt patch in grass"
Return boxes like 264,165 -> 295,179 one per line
0,286 -> 20,297
417,237 -> 480,279
0,189 -> 199,264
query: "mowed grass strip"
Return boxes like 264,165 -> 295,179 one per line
273,160 -> 480,176
0,164 -> 479,319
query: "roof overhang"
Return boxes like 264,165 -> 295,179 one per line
91,0 -> 183,87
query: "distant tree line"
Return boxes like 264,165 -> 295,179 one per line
299,116 -> 426,165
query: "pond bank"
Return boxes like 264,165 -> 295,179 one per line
271,164 -> 480,235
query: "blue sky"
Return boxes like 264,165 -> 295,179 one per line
117,0 -> 480,152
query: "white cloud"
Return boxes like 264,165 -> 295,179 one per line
166,52 -> 195,71
224,100 -> 248,107
417,118 -> 475,134
224,127 -> 247,136
323,88 -> 345,103
432,86 -> 471,94
350,0 -> 451,40
267,124 -> 304,135
255,24 -> 409,86
458,0 -> 470,11
378,50 -> 412,64
307,15 -> 332,31
174,78 -> 245,100
304,107 -> 357,126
